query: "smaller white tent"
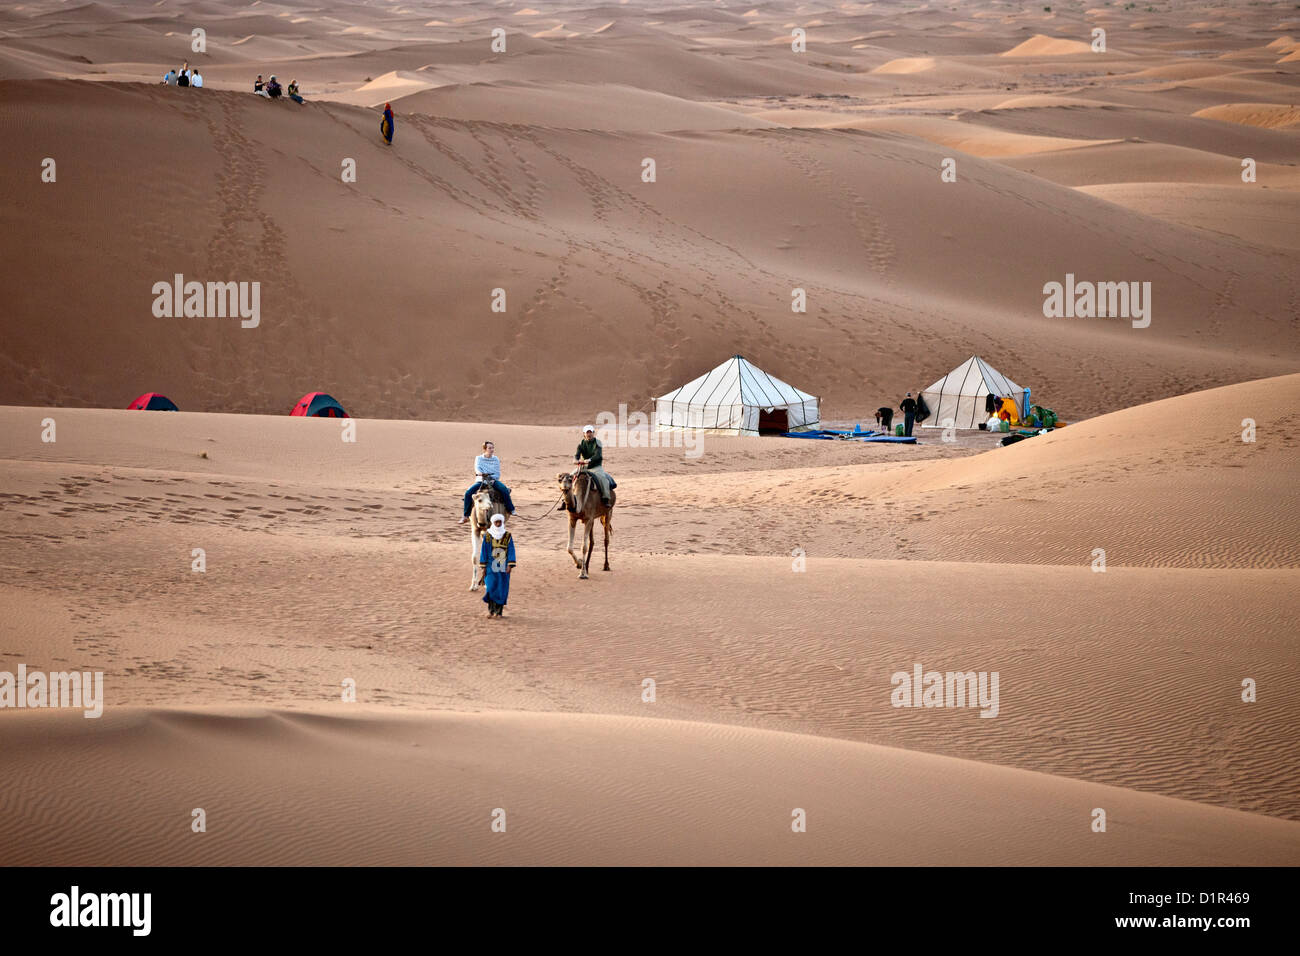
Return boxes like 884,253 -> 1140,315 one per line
655,355 -> 819,435
920,356 -> 1028,429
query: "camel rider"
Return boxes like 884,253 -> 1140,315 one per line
459,440 -> 516,524
574,425 -> 616,508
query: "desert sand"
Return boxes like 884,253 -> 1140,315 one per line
0,0 -> 1298,866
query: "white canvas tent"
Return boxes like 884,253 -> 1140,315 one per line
920,356 -> 1028,429
655,355 -> 820,435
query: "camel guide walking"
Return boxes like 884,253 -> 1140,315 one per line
477,512 -> 516,617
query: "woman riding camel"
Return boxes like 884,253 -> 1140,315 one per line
459,440 -> 515,524
574,425 -> 615,508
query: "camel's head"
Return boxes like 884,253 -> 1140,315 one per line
556,472 -> 574,494
471,485 -> 496,515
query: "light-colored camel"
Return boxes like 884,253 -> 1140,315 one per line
469,484 -> 507,590
556,470 -> 614,579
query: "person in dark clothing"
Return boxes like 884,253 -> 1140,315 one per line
574,425 -> 615,507
288,79 -> 304,105
266,75 -> 282,98
254,74 -> 264,93
900,392 -> 917,437
380,103 -> 395,144
875,406 -> 893,433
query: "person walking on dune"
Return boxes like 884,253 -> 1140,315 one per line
380,103 -> 395,145
477,513 -> 516,618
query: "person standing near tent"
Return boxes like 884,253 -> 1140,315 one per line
459,440 -> 516,524
477,513 -> 516,618
899,392 -> 918,437
380,103 -> 395,145
574,425 -> 615,508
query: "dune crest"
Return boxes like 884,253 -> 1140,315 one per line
1001,34 -> 1095,56
1193,102 -> 1300,128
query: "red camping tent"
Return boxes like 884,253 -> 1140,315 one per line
290,392 -> 349,418
128,393 -> 179,411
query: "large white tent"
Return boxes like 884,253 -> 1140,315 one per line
655,355 -> 820,435
920,356 -> 1028,429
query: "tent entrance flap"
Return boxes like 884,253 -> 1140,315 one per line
758,408 -> 788,434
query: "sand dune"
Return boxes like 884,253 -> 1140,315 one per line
1000,35 -> 1095,57
872,56 -> 935,74
999,140 -> 1300,190
1193,102 -> 1300,129
838,375 -> 1300,569
3,707 -> 1297,866
395,80 -> 775,130
2,80 -> 1296,424
1,0 -> 1298,869
1080,183 -> 1300,252
2,374 -> 1298,837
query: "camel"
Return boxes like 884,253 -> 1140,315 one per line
557,469 -> 614,579
468,484 -> 507,590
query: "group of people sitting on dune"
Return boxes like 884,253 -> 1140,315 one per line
254,74 -> 304,104
161,62 -> 202,87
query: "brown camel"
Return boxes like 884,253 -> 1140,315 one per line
557,470 -> 614,579
468,484 -> 506,590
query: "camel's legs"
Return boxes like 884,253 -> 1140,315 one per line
469,526 -> 482,590
567,515 -> 583,569
602,516 -> 611,571
581,523 -> 595,579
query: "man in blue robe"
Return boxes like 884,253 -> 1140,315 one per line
477,513 -> 516,617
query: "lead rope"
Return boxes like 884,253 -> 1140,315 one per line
513,494 -> 566,521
